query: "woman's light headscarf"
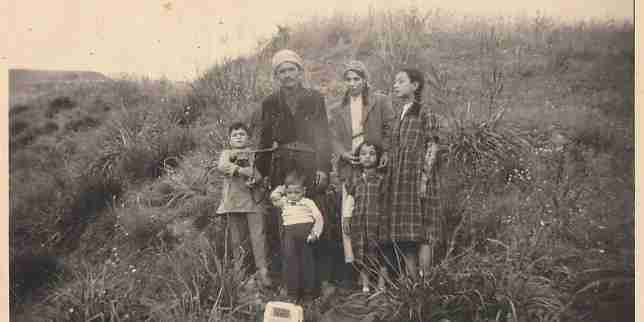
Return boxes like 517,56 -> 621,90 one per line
342,60 -> 371,105
342,60 -> 370,88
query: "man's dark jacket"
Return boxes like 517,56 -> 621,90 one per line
251,87 -> 332,189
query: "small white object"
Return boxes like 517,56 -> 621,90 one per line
263,301 -> 304,322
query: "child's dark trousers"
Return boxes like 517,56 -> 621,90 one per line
281,222 -> 317,298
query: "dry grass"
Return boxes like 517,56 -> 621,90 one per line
10,7 -> 633,322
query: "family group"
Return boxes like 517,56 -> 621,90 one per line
215,49 -> 444,303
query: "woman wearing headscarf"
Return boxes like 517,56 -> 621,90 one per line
328,61 -> 395,270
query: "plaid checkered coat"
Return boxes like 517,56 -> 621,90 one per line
346,169 -> 388,262
386,102 -> 443,243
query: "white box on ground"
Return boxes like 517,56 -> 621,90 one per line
263,301 -> 304,322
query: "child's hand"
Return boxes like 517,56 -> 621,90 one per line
306,233 -> 318,243
342,217 -> 351,235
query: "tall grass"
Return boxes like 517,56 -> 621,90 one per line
35,225 -> 259,321
11,7 -> 633,322
10,77 -> 201,314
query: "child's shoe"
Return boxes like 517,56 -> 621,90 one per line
321,281 -> 337,298
377,278 -> 386,292
301,292 -> 319,303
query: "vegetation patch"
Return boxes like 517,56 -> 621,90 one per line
10,8 -> 633,322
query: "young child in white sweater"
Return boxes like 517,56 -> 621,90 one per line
270,170 -> 324,302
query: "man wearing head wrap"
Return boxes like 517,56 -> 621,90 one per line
327,60 -> 395,265
252,48 -> 331,193
250,49 -> 332,297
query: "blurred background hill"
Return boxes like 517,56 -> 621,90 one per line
10,69 -> 110,107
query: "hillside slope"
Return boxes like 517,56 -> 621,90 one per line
10,69 -> 110,106
10,9 -> 633,322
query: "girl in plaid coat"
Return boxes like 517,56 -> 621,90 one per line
386,68 -> 442,279
343,141 -> 389,292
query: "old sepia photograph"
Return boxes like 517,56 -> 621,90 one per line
8,1 -> 634,321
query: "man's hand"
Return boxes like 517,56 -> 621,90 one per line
342,152 -> 359,165
315,171 -> 328,188
342,217 -> 351,235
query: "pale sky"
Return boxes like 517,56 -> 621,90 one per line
5,0 -> 633,81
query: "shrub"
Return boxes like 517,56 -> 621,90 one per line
331,245 -> 564,322
188,56 -> 266,123
42,261 -> 147,321
110,150 -> 218,250
10,250 -> 63,309
11,8 -> 634,322
91,105 -> 197,182
141,237 -> 253,321
10,119 -> 29,137
11,121 -> 60,149
10,167 -> 70,252
10,104 -> 31,116
55,173 -> 123,251
64,116 -> 100,132
46,96 -> 76,118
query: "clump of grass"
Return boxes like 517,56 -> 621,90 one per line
55,172 -> 123,251
64,116 -> 100,132
42,260 -> 147,321
89,104 -> 196,182
444,106 -> 528,177
115,205 -> 168,248
189,56 -> 268,124
373,7 -> 434,81
142,236 -> 254,321
286,13 -> 358,59
11,172 -> 69,263
10,249 -> 63,310
11,121 -> 61,148
10,119 -> 29,137
336,241 -> 565,322
46,96 -> 76,118
10,104 -> 31,116
11,7 -> 634,322
114,151 -> 219,248
564,265 -> 634,322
